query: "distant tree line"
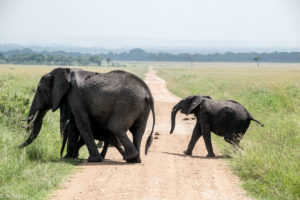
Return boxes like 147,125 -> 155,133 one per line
0,48 -> 104,66
0,48 -> 300,65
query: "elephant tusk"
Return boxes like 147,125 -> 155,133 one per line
22,110 -> 40,130
21,115 -> 34,122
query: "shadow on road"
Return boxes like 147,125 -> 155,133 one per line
161,151 -> 225,159
80,159 -> 138,166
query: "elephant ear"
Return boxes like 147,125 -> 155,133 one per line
186,96 -> 204,115
51,68 -> 71,112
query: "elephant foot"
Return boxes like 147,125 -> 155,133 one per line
126,156 -> 141,163
123,150 -> 139,161
87,154 -> 103,162
206,153 -> 216,158
183,150 -> 192,156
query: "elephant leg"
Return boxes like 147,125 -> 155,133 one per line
115,142 -> 125,156
108,128 -> 138,161
202,125 -> 215,157
184,123 -> 202,155
116,131 -> 139,161
128,126 -> 143,163
128,112 -> 149,163
109,137 -> 125,156
107,116 -> 139,161
65,116 -> 80,159
73,113 -> 102,162
100,142 -> 109,159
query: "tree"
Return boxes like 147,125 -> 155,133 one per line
253,57 -> 261,66
89,55 -> 102,66
0,53 -> 6,63
106,57 -> 111,66
77,56 -> 89,66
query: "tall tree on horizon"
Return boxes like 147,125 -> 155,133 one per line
253,56 -> 261,66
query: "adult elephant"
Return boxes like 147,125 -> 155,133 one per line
170,95 -> 263,157
20,68 -> 155,163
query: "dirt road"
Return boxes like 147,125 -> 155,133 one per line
50,67 -> 251,200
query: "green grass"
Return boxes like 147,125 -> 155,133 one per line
154,62 -> 300,200
0,64 -> 147,200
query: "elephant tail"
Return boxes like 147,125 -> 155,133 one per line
145,97 -> 155,155
250,118 -> 264,127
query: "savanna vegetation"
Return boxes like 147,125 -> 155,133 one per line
0,64 -> 147,200
155,62 -> 300,200
1,62 -> 299,200
1,48 -> 300,66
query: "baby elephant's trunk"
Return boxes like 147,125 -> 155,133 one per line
170,104 -> 181,134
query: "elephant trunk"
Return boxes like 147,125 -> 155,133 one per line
170,103 -> 181,134
19,100 -> 48,148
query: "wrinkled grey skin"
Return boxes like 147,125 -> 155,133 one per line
170,95 -> 264,157
59,105 -> 125,160
20,68 -> 155,163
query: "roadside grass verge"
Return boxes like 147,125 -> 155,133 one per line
155,62 -> 300,200
0,64 -> 147,200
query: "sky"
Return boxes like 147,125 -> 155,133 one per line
0,0 -> 300,49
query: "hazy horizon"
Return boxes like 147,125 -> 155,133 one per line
1,0 -> 300,50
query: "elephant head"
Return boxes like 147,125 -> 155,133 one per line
170,95 -> 211,134
19,68 -> 71,147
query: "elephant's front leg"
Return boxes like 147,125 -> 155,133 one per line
202,125 -> 215,157
65,116 -> 81,159
184,123 -> 202,155
73,113 -> 102,162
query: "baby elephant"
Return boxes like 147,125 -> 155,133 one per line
170,95 -> 264,157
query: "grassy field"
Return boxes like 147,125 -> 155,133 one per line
1,62 -> 299,199
0,64 -> 147,200
154,62 -> 300,200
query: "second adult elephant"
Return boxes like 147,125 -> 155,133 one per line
20,68 -> 155,163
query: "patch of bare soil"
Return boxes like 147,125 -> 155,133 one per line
50,67 -> 251,200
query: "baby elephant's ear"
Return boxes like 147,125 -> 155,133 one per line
186,96 -> 204,115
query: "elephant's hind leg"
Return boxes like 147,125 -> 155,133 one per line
128,115 -> 149,163
107,121 -> 139,161
200,121 -> 215,157
130,109 -> 150,152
